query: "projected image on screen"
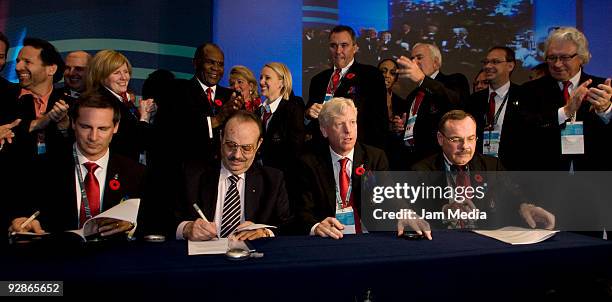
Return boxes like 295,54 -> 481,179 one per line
303,0 -> 536,98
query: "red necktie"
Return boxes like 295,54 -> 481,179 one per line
562,81 -> 571,105
487,91 -> 497,127
328,69 -> 342,94
454,165 -> 471,188
206,87 -> 213,106
262,106 -> 272,128
80,162 -> 100,227
339,158 -> 361,233
411,90 -> 425,115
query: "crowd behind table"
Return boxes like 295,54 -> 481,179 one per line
0,25 -> 611,244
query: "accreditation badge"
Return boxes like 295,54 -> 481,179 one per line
323,93 -> 334,103
402,115 -> 417,146
483,130 -> 501,157
561,121 -> 584,154
336,206 -> 356,234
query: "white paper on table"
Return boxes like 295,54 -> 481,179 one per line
188,238 -> 229,255
473,226 -> 559,245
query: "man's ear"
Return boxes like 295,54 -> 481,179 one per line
255,138 -> 264,151
113,121 -> 120,134
46,64 -> 58,77
508,61 -> 515,73
320,126 -> 328,138
436,131 -> 444,147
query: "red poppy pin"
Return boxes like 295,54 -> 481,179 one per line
109,174 -> 121,191
474,174 -> 484,183
214,99 -> 223,107
355,164 -> 366,176
345,73 -> 356,80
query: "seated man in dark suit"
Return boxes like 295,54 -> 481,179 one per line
402,110 -> 555,239
9,93 -> 145,236
175,111 -> 293,241
391,43 -> 468,170
295,97 -> 389,239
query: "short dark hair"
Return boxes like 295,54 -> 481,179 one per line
193,42 -> 223,62
223,110 -> 263,141
438,110 -> 476,133
22,37 -> 65,83
329,25 -> 356,44
71,93 -> 121,125
0,32 -> 9,51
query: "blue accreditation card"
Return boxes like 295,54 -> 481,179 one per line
560,121 -> 584,154
336,207 -> 356,234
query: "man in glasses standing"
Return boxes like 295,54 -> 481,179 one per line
174,111 -> 293,241
521,27 -> 612,171
465,47 -> 525,170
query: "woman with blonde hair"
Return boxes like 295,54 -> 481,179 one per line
85,49 -> 156,160
258,62 -> 305,174
229,65 -> 261,112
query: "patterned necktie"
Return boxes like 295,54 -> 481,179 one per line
411,90 -> 426,116
80,162 -> 100,227
220,175 -> 241,238
487,91 -> 497,127
562,81 -> 571,105
206,87 -> 213,106
327,69 -> 342,94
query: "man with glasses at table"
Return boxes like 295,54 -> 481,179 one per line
520,27 -> 612,171
174,111 -> 293,241
400,110 -> 555,239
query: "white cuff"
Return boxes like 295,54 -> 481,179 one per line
309,223 -> 320,236
176,221 -> 191,240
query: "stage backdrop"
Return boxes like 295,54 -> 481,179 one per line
1,0 -> 610,99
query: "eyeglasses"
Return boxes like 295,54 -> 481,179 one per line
480,59 -> 507,65
223,141 -> 257,153
440,132 -> 477,144
545,53 -> 578,63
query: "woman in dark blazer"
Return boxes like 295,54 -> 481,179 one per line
85,50 -> 156,161
257,62 -> 305,180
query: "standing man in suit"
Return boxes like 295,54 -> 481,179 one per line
466,46 -> 524,170
296,97 -> 388,239
521,27 -> 612,171
175,111 -> 293,241
0,31 -> 14,92
403,110 -> 555,239
9,93 -> 144,235
391,43 -> 469,169
305,25 -> 388,149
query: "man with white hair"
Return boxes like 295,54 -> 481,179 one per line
295,97 -> 388,239
391,43 -> 469,170
521,27 -> 612,171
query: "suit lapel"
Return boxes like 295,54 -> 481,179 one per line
320,147 -> 337,211
243,166 -> 262,221
201,167 -> 221,220
103,154 -> 122,210
336,63 -> 358,97
352,144 -> 366,210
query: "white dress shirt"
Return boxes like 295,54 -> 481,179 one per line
74,145 -> 110,221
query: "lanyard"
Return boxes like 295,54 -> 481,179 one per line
488,91 -> 510,128
335,180 -> 353,210
73,145 -> 95,221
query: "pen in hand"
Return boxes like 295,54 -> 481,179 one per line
19,210 -> 41,230
192,203 -> 209,222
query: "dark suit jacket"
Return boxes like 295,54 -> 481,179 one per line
154,77 -> 232,164
307,62 -> 388,149
520,73 -> 611,170
13,151 -> 145,233
294,143 -> 389,234
391,73 -> 466,170
261,97 -> 306,173
175,161 -> 294,235
411,153 -> 524,228
465,82 -> 525,170
98,88 -> 152,162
